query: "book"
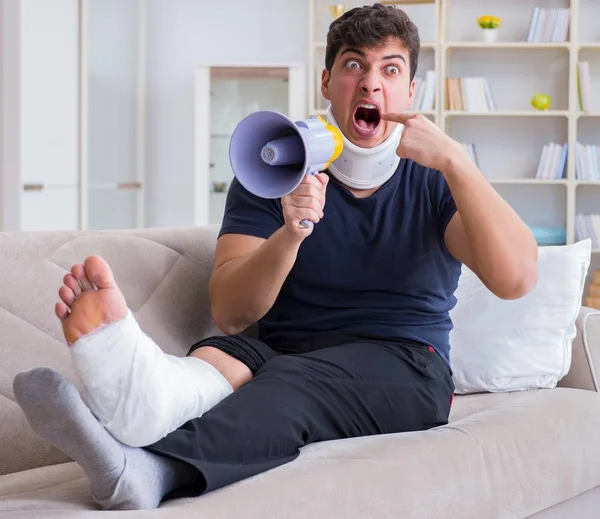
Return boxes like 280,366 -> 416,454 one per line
575,142 -> 600,180
535,142 -> 567,179
445,77 -> 495,111
577,61 -> 593,112
527,7 -> 570,43
575,214 -> 600,248
410,70 -> 436,111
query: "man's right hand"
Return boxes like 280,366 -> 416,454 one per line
281,172 -> 329,238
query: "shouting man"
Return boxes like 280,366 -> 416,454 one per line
13,3 -> 538,510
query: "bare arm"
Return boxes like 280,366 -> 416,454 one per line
209,229 -> 303,334
209,173 -> 328,335
442,155 -> 538,299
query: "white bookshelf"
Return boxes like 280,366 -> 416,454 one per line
308,0 -> 600,296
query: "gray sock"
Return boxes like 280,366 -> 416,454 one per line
13,367 -> 198,510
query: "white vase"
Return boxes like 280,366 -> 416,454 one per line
482,28 -> 499,43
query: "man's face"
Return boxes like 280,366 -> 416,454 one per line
321,37 -> 415,148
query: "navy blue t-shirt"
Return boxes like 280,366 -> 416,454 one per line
218,160 -> 462,366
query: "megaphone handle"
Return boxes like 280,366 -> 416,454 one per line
299,219 -> 313,229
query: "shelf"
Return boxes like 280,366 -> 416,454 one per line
445,42 -> 569,50
579,43 -> 600,50
578,112 -> 600,118
487,179 -> 568,185
576,181 -> 600,186
314,41 -> 437,50
406,110 -> 436,116
444,110 -> 569,117
380,0 -> 435,4
310,109 -> 435,117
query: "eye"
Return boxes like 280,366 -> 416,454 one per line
345,59 -> 361,70
385,65 -> 400,75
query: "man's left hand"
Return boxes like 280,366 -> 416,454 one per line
382,113 -> 466,173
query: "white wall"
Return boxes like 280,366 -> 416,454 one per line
144,0 -> 308,227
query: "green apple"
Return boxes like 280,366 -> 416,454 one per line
531,93 -> 552,110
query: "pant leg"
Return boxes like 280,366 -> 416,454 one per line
145,339 -> 454,497
186,334 -> 280,374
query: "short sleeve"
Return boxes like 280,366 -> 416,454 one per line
430,169 -> 458,237
218,177 -> 284,239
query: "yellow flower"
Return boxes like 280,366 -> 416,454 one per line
477,15 -> 502,29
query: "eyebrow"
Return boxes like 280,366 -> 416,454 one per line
341,47 -> 406,63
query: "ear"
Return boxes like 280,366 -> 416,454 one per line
320,69 -> 331,101
406,78 -> 416,109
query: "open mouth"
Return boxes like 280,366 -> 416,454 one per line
353,103 -> 381,135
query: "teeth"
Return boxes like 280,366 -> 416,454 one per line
359,103 -> 377,110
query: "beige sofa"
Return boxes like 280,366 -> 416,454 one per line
1,226 -> 600,519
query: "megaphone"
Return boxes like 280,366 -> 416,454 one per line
229,111 -> 343,200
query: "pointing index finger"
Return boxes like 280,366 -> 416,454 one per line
381,112 -> 415,124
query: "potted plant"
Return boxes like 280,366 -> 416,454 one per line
329,4 -> 345,19
477,15 -> 502,43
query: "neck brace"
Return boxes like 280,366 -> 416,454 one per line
325,104 -> 403,190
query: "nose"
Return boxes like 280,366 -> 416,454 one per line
359,69 -> 382,95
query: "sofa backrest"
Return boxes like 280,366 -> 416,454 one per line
0,226 -> 223,476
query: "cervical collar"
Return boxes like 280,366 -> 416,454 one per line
325,104 -> 403,190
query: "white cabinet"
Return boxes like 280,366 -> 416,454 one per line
5,0 -> 81,231
194,64 -> 307,226
0,0 -> 145,232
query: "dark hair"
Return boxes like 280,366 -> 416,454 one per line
325,3 -> 420,81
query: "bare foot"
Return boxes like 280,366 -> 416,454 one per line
56,255 -> 128,345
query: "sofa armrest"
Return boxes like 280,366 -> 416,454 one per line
0,225 -> 222,475
559,306 -> 600,392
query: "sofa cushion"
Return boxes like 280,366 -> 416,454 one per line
1,388 -> 600,518
0,227 -> 222,476
450,239 -> 592,394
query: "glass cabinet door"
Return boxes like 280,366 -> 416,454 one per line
195,64 -> 306,226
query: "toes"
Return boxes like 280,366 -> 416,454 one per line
59,285 -> 76,308
72,264 -> 94,291
63,273 -> 82,297
83,255 -> 116,290
55,302 -> 70,322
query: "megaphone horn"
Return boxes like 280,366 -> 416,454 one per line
229,111 -> 343,210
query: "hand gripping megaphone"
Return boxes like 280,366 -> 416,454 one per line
228,111 -> 343,202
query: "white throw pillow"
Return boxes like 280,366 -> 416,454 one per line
449,239 -> 592,394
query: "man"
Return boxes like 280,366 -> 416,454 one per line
13,3 -> 538,511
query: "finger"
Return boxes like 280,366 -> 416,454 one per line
292,208 -> 321,225
287,196 -> 324,218
292,184 -> 325,200
301,173 -> 323,189
381,112 -> 416,124
316,172 -> 329,187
